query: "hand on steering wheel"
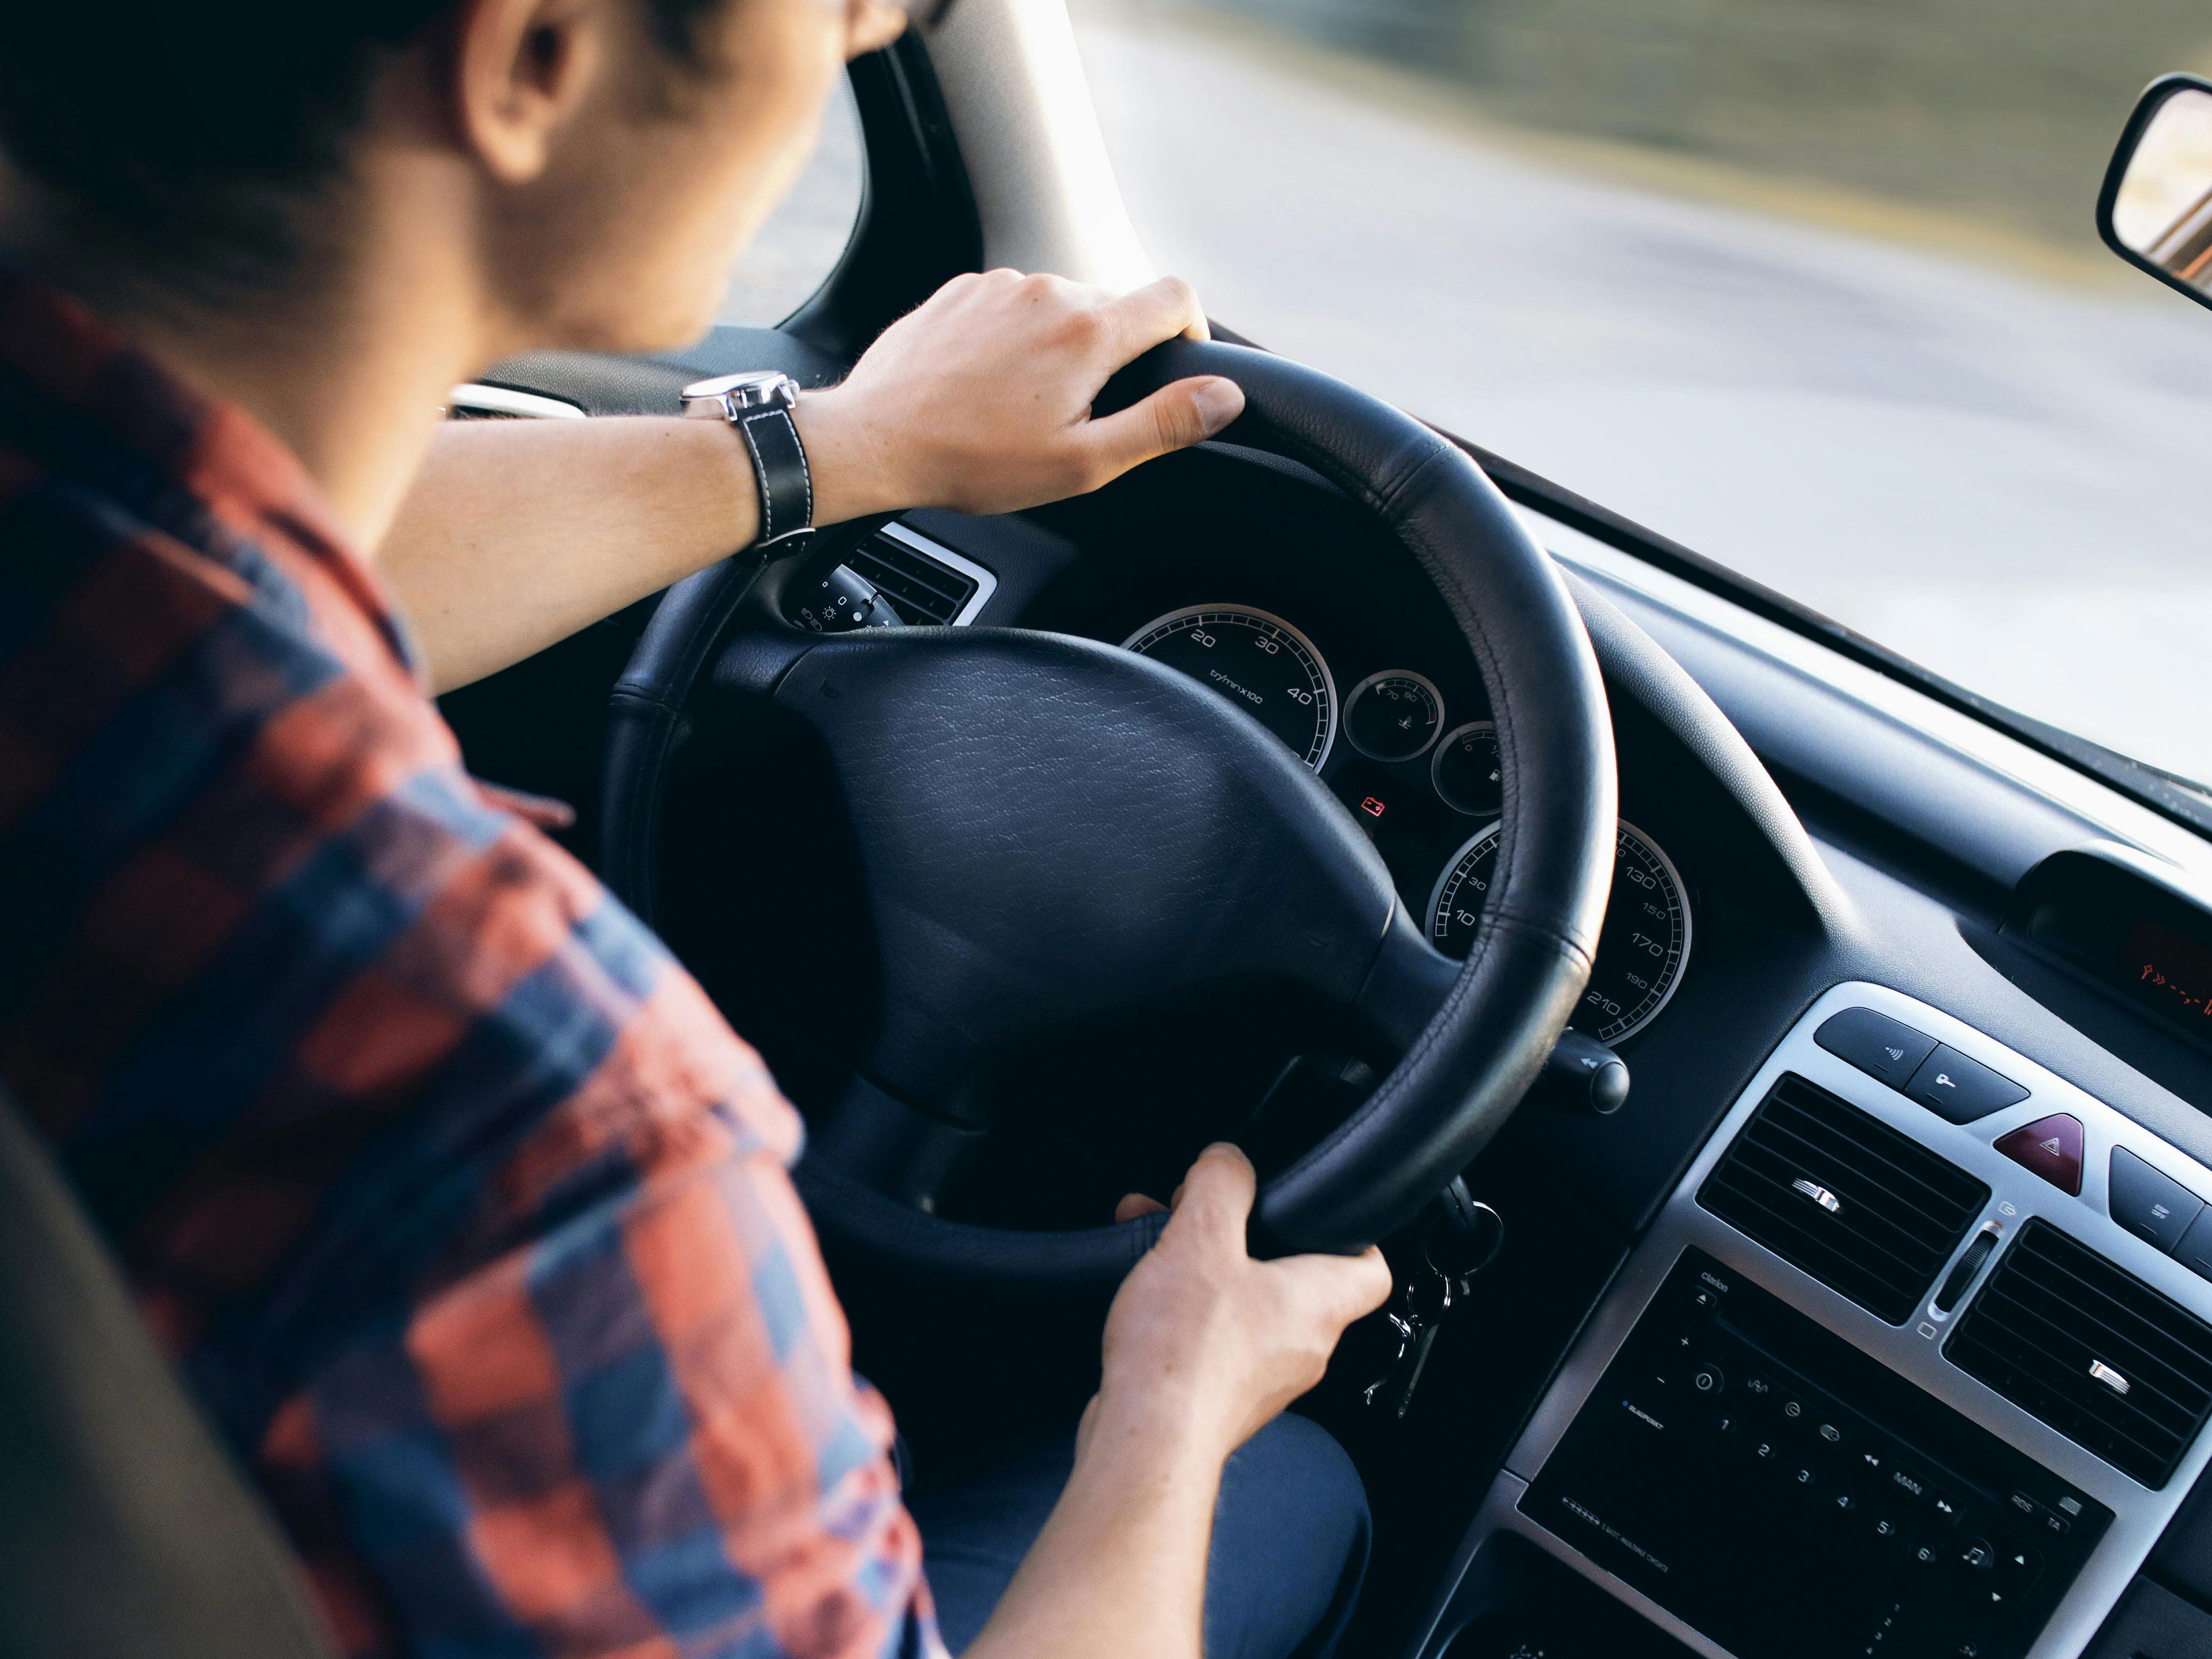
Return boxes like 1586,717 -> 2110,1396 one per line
1098,1144 -> 1393,1464
794,269 -> 1248,525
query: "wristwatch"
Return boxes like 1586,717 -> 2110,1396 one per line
681,370 -> 814,549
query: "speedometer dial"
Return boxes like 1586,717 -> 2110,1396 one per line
1426,819 -> 1692,1044
1122,605 -> 1337,770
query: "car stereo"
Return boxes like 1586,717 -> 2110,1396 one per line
1520,1249 -> 2109,1659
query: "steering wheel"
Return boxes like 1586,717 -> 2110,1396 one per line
600,340 -> 1616,1288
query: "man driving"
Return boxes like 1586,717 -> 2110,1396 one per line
0,0 -> 1390,1656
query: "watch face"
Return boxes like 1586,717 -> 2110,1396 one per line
682,371 -> 796,414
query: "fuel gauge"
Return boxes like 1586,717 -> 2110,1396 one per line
1431,721 -> 1503,817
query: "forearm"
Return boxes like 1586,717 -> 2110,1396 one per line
380,392 -> 907,692
376,270 -> 1241,695
378,416 -> 759,693
962,1399 -> 1224,1659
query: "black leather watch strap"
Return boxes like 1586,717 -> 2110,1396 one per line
737,406 -> 813,547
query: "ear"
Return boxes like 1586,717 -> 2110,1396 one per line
451,0 -> 606,184
844,0 -> 908,59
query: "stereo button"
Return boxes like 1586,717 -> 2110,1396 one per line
2005,1491 -> 2070,1537
1997,1542 -> 2040,1585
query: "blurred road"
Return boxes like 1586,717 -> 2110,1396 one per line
1073,17 -> 2212,786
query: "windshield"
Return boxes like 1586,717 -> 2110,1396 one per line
1069,0 -> 2212,792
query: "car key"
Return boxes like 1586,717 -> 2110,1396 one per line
1362,1294 -> 1431,1417
1364,1179 -> 1505,1418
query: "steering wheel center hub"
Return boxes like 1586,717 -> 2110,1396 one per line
774,628 -> 1401,1112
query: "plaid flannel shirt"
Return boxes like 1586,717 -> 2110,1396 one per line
0,270 -> 941,1659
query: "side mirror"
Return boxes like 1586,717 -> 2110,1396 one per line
2098,73 -> 2212,311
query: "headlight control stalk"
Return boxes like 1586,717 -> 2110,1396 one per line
1534,1028 -> 1631,1116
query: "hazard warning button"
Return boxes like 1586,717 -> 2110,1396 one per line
1994,1114 -> 2085,1197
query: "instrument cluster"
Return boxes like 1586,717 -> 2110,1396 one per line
1123,600 -> 1692,1046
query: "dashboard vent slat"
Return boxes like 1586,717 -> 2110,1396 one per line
1698,1073 -> 1990,1324
1946,1219 -> 2212,1488
847,533 -> 978,626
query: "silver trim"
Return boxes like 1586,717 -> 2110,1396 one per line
1118,604 -> 1338,771
444,382 -> 586,420
874,521 -> 999,626
1429,1475 -> 1741,1659
1428,720 -> 1500,816
1412,982 -> 2212,1659
1342,669 -> 1446,762
1423,818 -> 1693,1047
1424,819 -> 1499,951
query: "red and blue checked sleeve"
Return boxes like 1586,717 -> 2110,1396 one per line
188,752 -> 950,1659
257,1022 -> 947,1659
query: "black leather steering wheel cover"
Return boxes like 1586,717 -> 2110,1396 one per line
1096,341 -> 1617,1253
797,1159 -> 1171,1291
602,549 -> 769,926
601,339 -> 1615,1275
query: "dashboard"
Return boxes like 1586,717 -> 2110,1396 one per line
442,353 -> 2212,1659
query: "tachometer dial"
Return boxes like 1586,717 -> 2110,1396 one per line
1430,721 -> 1503,817
1426,819 -> 1692,1044
1344,670 -> 1444,763
1122,605 -> 1337,770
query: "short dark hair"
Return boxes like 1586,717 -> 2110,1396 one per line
0,1 -> 724,298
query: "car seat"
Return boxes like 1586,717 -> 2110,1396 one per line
0,1084 -> 333,1658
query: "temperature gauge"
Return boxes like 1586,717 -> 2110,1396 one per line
1344,670 -> 1444,763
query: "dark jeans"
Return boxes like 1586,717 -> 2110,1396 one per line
908,1412 -> 1371,1659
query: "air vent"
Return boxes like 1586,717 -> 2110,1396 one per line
1698,1073 -> 1991,1324
846,526 -> 985,626
1946,1220 -> 2212,1488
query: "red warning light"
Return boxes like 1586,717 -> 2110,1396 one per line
1360,796 -> 1387,819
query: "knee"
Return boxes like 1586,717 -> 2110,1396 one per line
1207,1414 -> 1372,1659
1225,1412 -> 1370,1550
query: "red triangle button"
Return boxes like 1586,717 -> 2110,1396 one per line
1994,1114 -> 2083,1196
